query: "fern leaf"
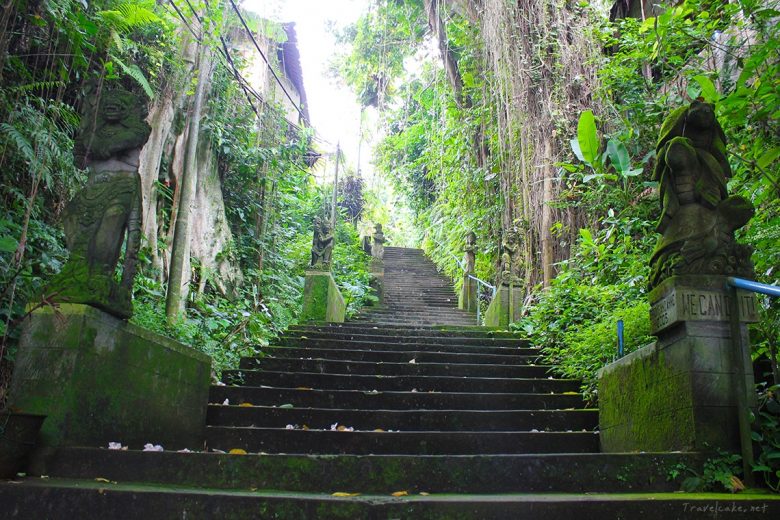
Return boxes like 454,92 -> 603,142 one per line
111,55 -> 154,99
0,123 -> 36,164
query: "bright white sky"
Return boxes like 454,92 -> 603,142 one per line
243,0 -> 374,181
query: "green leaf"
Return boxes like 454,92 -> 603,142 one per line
111,55 -> 153,99
570,138 -> 585,162
606,139 -> 630,174
692,75 -> 718,102
577,110 -> 600,165
757,147 -> 780,170
0,236 -> 18,253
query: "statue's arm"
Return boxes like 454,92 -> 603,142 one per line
120,183 -> 142,291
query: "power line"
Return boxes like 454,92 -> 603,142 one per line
167,0 -> 336,151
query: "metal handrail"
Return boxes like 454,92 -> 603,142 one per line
728,277 -> 780,298
427,233 -> 465,271
725,276 -> 779,487
468,274 -> 496,324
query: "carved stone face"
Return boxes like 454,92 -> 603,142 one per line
686,101 -> 716,131
75,84 -> 151,163
101,90 -> 135,123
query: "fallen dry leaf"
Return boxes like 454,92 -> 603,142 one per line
94,478 -> 111,483
391,491 -> 408,497
331,492 -> 360,497
229,448 -> 247,455
296,387 -> 313,391
373,428 -> 385,432
419,492 -> 430,496
729,475 -> 745,492
239,402 -> 253,407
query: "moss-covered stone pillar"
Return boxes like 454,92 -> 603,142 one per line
484,283 -> 523,328
599,275 -> 758,452
458,274 -> 478,312
301,270 -> 346,323
8,304 -> 211,449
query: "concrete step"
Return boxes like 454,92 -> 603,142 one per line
288,324 -> 518,338
277,332 -> 528,348
205,427 -> 600,454
5,480 -> 777,520
251,346 -> 536,365
220,370 -> 580,393
206,405 -> 598,431
240,357 -> 553,378
277,337 -> 534,354
209,387 -> 587,410
26,448 -> 704,494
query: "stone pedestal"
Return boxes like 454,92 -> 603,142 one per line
301,270 -> 346,322
8,304 -> 211,449
484,284 -> 523,328
599,275 -> 758,452
459,273 -> 478,313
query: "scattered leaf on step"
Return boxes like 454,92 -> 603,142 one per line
296,387 -> 313,391
229,449 -> 247,455
302,424 -> 309,430
239,402 -> 253,407
222,398 -> 230,405
419,492 -> 430,496
279,403 -> 294,409
94,478 -> 111,483
562,391 -> 579,395
729,475 -> 745,492
331,492 -> 360,497
391,491 -> 408,497
408,359 -> 416,364
374,428 -> 385,432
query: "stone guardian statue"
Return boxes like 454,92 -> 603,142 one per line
372,223 -> 385,261
48,83 -> 151,318
310,216 -> 334,269
463,231 -> 476,273
649,101 -> 754,288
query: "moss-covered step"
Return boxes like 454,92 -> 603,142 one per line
206,405 -> 597,431
239,358 -> 552,378
280,331 -> 530,347
5,478 -> 778,520
220,370 -> 580,394
30,448 -> 705,494
287,324 -> 519,338
277,337 -> 536,355
204,427 -> 599,455
249,346 -> 536,365
208,387 -> 587,411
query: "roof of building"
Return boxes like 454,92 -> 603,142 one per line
278,22 -> 310,124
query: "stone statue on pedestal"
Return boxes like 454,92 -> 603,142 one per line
463,232 -> 476,273
649,101 -> 754,289
499,231 -> 520,286
372,223 -> 385,260
310,216 -> 334,269
48,83 -> 151,318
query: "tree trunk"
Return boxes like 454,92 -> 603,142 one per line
541,142 -> 554,287
424,0 -> 468,108
165,44 -> 212,321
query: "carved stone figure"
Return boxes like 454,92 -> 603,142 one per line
649,101 -> 754,288
372,223 -> 385,260
463,232 -> 476,273
311,216 -> 334,269
500,231 -> 521,286
48,83 -> 151,318
361,235 -> 372,255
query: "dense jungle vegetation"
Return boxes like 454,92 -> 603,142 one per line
329,0 -> 778,488
0,0 -> 375,392
0,0 -> 778,489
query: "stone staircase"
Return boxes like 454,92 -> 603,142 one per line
350,246 -> 477,326
2,247 -> 778,518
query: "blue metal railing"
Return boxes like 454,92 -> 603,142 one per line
726,276 -> 779,487
468,274 -> 497,325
